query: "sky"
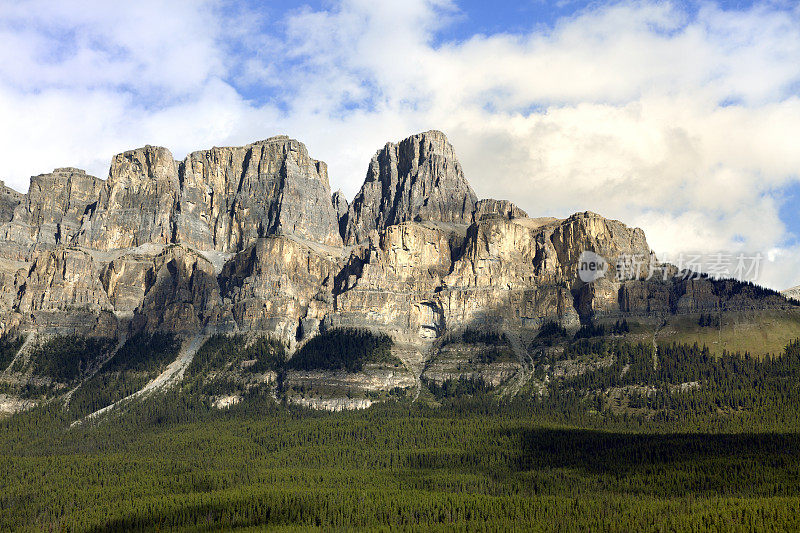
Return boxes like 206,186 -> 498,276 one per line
1,0 -> 799,289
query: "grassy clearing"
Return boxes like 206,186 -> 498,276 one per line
656,309 -> 800,358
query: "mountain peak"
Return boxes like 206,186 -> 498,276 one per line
344,130 -> 477,244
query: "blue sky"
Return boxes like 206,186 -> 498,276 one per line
0,0 -> 799,288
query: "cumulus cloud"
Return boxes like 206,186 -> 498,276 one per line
0,0 -> 799,288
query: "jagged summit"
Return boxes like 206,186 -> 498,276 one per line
71,137 -> 343,252
344,130 -> 478,244
177,135 -> 341,250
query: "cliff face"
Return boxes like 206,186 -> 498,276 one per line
472,199 -> 528,221
78,146 -> 179,250
0,168 -> 102,259
0,130 -> 788,342
344,130 -> 477,244
177,136 -> 342,251
220,236 -> 342,344
0,130 -> 792,411
76,137 -> 343,253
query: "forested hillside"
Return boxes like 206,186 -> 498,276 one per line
2,336 -> 800,530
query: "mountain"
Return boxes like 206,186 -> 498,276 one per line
0,130 -> 794,415
343,130 -> 477,244
783,285 -> 800,301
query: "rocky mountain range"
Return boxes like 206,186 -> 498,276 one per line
0,130 -> 793,413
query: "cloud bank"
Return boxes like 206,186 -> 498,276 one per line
1,0 -> 799,288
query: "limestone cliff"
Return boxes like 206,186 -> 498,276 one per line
77,146 -> 179,250
0,130 -> 789,343
178,136 -> 342,250
0,168 -> 102,259
344,130 -> 477,244
472,199 -> 528,221
220,236 -> 342,344
0,130 -> 791,343
0,130 -> 793,413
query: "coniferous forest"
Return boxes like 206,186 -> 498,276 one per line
2,333 -> 800,530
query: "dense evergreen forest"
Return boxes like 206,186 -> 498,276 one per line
287,328 -> 398,372
2,387 -> 800,531
2,331 -> 800,530
0,334 -> 23,371
65,333 -> 182,418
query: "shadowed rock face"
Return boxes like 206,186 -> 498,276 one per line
344,130 -> 478,244
131,246 -> 232,334
473,199 -> 528,221
331,190 -> 348,239
0,181 -> 23,223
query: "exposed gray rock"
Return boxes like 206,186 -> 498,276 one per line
473,198 -> 527,221
26,168 -> 103,245
131,245 -> 233,334
100,251 -> 154,315
72,137 -> 342,254
0,131 -> 795,412
13,246 -> 118,336
220,236 -> 343,344
0,169 -> 102,259
15,247 -> 112,315
344,130 -> 477,244
77,146 -> 180,250
0,181 -> 23,223
288,396 -> 375,411
177,136 -> 343,250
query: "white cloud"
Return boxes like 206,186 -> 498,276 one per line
1,0 -> 799,288
0,0 -> 225,96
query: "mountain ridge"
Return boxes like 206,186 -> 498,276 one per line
0,130 -> 794,414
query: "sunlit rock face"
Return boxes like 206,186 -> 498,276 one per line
12,246 -> 117,336
344,130 -> 477,245
331,221 -> 461,340
437,212 -> 653,330
176,136 -> 343,251
220,236 -> 343,345
77,146 -> 180,250
75,137 -> 343,253
0,130 -> 790,349
1,129 -> 796,411
0,168 -> 102,259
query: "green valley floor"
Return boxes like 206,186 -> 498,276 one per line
2,392 -> 800,531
